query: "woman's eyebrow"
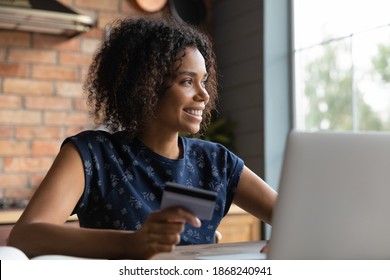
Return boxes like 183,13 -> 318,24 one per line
177,70 -> 208,78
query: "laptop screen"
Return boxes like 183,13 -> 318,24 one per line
268,131 -> 390,259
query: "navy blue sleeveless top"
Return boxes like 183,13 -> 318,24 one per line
63,130 -> 244,245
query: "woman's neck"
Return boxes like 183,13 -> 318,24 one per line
137,131 -> 183,160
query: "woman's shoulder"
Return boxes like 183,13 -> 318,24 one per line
67,129 -> 114,142
62,130 -> 123,150
182,136 -> 228,151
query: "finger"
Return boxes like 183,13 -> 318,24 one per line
145,221 -> 185,235
148,232 -> 181,245
132,229 -> 179,259
139,232 -> 181,259
153,207 -> 201,228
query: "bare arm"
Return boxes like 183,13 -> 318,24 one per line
7,142 -> 200,259
233,166 -> 278,225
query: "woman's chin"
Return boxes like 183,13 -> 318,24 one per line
181,127 -> 201,136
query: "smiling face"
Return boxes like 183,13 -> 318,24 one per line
154,47 -> 210,135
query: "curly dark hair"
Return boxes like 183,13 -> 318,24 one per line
84,16 -> 218,138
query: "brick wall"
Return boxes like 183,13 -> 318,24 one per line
0,0 -> 170,199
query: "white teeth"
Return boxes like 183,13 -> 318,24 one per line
186,109 -> 203,116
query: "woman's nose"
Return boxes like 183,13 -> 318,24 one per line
195,84 -> 209,104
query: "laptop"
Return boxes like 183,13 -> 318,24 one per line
267,130 -> 390,259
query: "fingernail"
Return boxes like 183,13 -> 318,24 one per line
195,217 -> 201,227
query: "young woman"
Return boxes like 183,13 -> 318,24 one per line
8,16 -> 277,259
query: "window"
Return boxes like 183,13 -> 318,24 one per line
293,0 -> 390,131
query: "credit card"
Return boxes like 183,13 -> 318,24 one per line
160,182 -> 217,220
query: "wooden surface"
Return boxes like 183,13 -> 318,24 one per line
217,205 -> 261,243
0,209 -> 24,224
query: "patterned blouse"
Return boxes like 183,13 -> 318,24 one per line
63,130 -> 244,245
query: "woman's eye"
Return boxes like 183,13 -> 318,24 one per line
182,79 -> 192,85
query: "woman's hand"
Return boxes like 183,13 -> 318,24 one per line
131,207 -> 201,259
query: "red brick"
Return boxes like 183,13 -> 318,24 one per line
0,140 -> 30,156
32,140 -> 62,156
44,111 -> 90,126
56,81 -> 84,97
0,95 -> 22,109
73,97 -> 89,112
25,96 -> 73,111
0,126 -> 13,138
80,66 -> 90,81
0,31 -> 30,47
3,78 -> 53,95
33,34 -> 81,51
66,126 -> 92,136
16,126 -> 63,139
32,65 -> 79,81
97,12 -> 126,29
121,0 -> 140,13
30,174 -> 45,190
81,38 -> 101,54
4,156 -> 53,173
2,186 -> 32,199
59,52 -> 93,66
0,63 -> 29,77
8,49 -> 56,64
0,49 -> 5,60
79,28 -> 104,39
0,174 -> 28,188
0,110 -> 42,125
